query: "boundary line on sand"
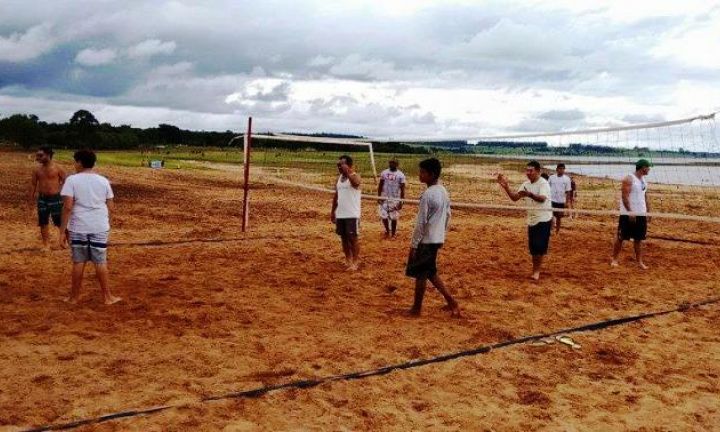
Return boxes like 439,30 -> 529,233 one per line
20,296 -> 720,432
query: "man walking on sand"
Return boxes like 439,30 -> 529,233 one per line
30,146 -> 67,251
59,149 -> 121,305
611,159 -> 652,270
377,158 -> 406,239
331,155 -> 362,271
497,161 -> 553,281
548,163 -> 572,234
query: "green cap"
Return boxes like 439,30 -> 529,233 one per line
636,159 -> 652,170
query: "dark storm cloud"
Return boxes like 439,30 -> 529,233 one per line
0,0 -> 718,136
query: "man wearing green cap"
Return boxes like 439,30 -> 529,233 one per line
611,159 -> 652,269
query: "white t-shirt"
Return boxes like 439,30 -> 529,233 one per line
380,169 -> 406,198
335,174 -> 361,219
548,174 -> 572,204
60,172 -> 114,233
619,174 -> 648,216
518,177 -> 553,226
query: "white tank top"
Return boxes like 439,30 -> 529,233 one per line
336,175 -> 361,219
620,174 -> 647,215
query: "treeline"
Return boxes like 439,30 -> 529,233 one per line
0,110 -> 237,150
0,111 -> 432,154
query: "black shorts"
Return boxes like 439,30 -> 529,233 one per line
618,216 -> 647,241
335,218 -> 359,237
528,221 -> 552,256
406,243 -> 442,279
37,194 -> 63,227
551,202 -> 566,218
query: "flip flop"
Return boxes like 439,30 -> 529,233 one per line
555,335 -> 581,350
529,337 -> 555,347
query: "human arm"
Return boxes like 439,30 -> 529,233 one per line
339,162 -> 361,189
377,178 -> 385,204
621,176 -> 634,220
496,174 -> 524,202
29,170 -> 38,204
410,194 -> 429,249
58,196 -> 73,248
398,181 -> 405,210
331,190 -> 338,223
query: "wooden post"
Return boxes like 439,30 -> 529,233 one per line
242,117 -> 252,232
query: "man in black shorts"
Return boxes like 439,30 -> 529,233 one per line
406,158 -> 459,317
331,155 -> 362,271
612,159 -> 651,269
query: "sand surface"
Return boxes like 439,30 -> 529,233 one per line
1,151 -> 719,431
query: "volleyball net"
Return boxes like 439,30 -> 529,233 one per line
242,112 -> 720,224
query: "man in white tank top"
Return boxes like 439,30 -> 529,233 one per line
331,155 -> 362,271
611,159 -> 652,269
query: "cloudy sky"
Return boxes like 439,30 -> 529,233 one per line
1,0 -> 719,138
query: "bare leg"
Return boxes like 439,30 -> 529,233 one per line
634,240 -> 648,269
341,236 -> 352,266
348,235 -> 360,270
555,216 -> 562,234
611,237 -> 623,266
65,262 -> 85,303
409,278 -> 427,316
381,219 -> 390,237
95,263 -> 121,304
40,225 -> 50,250
531,255 -> 543,280
429,274 -> 460,317
391,220 -> 398,237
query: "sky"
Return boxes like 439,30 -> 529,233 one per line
1,0 -> 720,138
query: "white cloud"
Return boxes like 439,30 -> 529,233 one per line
75,48 -> 118,66
0,23 -> 56,62
127,39 -> 176,59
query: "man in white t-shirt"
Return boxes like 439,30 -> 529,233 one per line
59,149 -> 121,305
377,158 -> 406,239
331,155 -> 362,271
548,163 -> 572,234
611,159 -> 652,269
497,160 -> 553,281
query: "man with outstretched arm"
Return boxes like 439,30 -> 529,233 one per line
497,161 -> 553,281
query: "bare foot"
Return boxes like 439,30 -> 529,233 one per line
638,262 -> 649,270
63,296 -> 79,304
407,308 -> 421,317
348,262 -> 359,271
610,261 -> 620,267
531,272 -> 540,281
383,232 -> 390,240
104,296 -> 122,305
441,304 -> 462,318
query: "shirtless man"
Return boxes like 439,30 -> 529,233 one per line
29,146 -> 67,250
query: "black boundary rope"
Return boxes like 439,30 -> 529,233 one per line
20,296 -> 720,432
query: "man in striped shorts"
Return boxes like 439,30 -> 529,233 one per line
59,149 -> 121,305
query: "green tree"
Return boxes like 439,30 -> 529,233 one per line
0,114 -> 46,149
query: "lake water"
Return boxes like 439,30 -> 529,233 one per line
555,164 -> 720,187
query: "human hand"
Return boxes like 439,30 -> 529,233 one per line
58,230 -> 69,249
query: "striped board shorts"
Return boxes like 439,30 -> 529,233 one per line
69,231 -> 109,264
